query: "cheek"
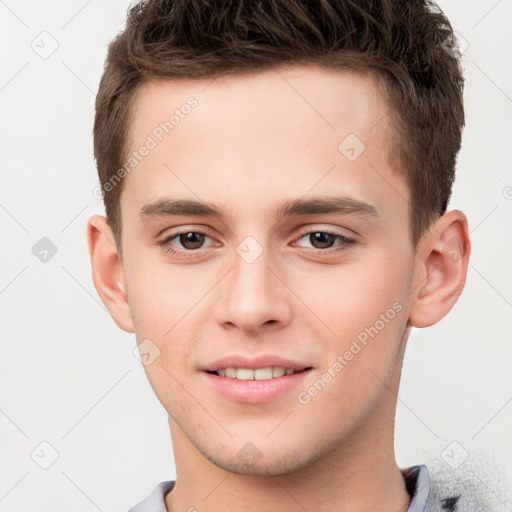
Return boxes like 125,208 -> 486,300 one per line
125,260 -> 206,398
298,251 -> 410,337
294,251 -> 411,402
125,252 -> 210,332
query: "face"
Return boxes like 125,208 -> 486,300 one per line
118,65 -> 417,475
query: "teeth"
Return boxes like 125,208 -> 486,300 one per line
225,367 -> 237,378
272,367 -> 285,378
254,368 -> 273,380
216,367 -> 298,380
236,368 -> 254,380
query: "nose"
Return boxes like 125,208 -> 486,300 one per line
215,241 -> 292,334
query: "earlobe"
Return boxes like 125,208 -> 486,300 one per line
86,215 -> 135,333
409,210 -> 471,328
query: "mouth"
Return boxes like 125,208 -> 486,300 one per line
204,366 -> 313,381
201,358 -> 314,404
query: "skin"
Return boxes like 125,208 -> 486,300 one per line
87,64 -> 470,512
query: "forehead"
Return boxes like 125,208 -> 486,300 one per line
128,64 -> 391,146
121,64 -> 407,227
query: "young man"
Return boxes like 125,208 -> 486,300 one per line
86,1 -> 485,510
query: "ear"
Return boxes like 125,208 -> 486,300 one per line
86,215 -> 134,333
409,210 -> 471,328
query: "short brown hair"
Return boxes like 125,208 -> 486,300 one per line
93,0 -> 465,255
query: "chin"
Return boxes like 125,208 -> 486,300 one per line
199,441 -> 325,476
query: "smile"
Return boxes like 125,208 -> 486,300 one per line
208,367 -> 308,380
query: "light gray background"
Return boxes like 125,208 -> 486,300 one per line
1,1 -> 511,510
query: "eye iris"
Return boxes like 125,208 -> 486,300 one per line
310,232 -> 335,249
180,232 -> 205,249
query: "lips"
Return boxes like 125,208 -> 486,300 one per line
200,354 -> 313,403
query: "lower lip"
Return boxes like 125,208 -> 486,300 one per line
201,369 -> 312,404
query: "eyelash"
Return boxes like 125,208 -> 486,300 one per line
158,228 -> 356,257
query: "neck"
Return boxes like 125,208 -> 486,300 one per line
167,427 -> 411,512
166,391 -> 411,510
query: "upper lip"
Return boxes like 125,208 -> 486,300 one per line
201,355 -> 312,372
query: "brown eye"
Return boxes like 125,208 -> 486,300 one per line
159,230 -> 213,256
308,232 -> 337,249
294,228 -> 356,254
178,232 -> 206,250
299,231 -> 355,252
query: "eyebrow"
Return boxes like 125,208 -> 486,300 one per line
277,196 -> 380,219
139,196 -> 380,221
